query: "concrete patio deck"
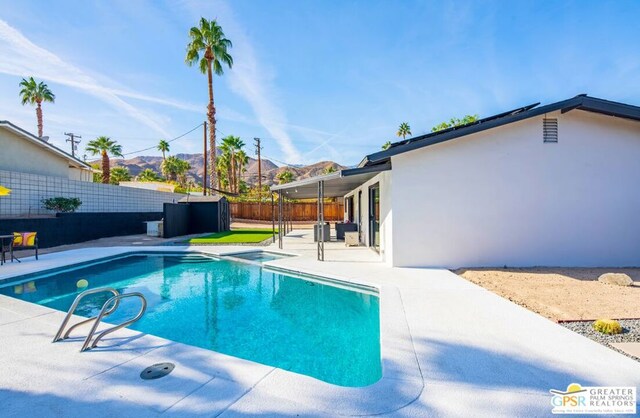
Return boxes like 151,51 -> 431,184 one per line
0,229 -> 639,417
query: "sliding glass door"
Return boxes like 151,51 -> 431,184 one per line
369,184 -> 380,252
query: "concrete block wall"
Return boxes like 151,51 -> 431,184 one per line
0,169 -> 184,217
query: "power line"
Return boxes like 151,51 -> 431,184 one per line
121,123 -> 204,157
64,132 -> 81,158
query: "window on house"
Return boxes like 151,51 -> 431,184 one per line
543,118 -> 558,143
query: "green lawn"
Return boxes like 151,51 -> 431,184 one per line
188,228 -> 276,244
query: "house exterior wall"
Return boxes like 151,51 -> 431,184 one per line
344,170 -> 393,265
390,110 -> 640,268
0,128 -> 92,181
68,166 -> 94,182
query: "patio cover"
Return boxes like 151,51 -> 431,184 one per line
270,161 -> 391,260
270,161 -> 391,199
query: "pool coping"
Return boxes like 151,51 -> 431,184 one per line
0,246 -> 423,416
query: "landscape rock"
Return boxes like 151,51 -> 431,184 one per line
598,273 -> 634,287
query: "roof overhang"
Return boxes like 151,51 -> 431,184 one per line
0,120 -> 92,169
361,95 -> 640,166
271,161 -> 391,199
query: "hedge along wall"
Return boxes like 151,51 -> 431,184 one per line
0,212 -> 162,248
0,169 -> 184,217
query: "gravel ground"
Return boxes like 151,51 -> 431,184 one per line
561,319 -> 640,362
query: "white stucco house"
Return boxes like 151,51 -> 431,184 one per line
0,120 -> 93,181
272,95 -> 640,268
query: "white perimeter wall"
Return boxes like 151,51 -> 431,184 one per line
344,170 -> 393,265
0,169 -> 184,217
391,110 -> 640,268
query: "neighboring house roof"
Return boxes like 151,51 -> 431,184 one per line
0,120 -> 91,169
119,181 -> 176,193
178,195 -> 226,203
361,94 -> 640,167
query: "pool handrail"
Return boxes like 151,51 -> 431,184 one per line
52,287 -> 121,343
80,292 -> 147,352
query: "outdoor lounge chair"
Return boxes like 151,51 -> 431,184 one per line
12,232 -> 38,260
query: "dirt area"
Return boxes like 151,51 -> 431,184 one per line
456,268 -> 640,322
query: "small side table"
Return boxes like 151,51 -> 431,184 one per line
344,231 -> 359,247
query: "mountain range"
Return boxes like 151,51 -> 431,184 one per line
111,153 -> 346,187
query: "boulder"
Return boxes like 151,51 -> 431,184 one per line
598,273 -> 634,286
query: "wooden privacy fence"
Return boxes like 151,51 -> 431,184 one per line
230,202 -> 344,221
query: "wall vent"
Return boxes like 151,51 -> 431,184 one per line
543,118 -> 558,143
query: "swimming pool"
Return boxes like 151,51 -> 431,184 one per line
224,250 -> 293,263
0,253 -> 382,387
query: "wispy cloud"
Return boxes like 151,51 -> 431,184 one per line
0,19 -> 183,137
178,0 -> 302,162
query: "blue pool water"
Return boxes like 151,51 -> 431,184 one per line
225,250 -> 292,263
0,253 -> 381,387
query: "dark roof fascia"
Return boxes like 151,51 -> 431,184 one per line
0,120 -> 92,169
342,160 -> 391,177
364,96 -> 585,165
576,96 -> 640,121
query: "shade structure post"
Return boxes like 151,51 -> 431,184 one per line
278,190 -> 283,249
317,180 -> 325,261
271,193 -> 275,243
289,201 -> 293,233
284,197 -> 288,235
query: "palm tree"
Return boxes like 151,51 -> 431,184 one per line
397,122 -> 412,140
218,141 -> 232,191
137,168 -> 161,182
277,169 -> 294,184
157,140 -> 170,160
175,159 -> 191,186
110,166 -> 132,185
216,154 -> 230,190
235,149 -> 249,193
220,135 -> 245,193
185,18 -> 233,190
86,136 -> 123,184
18,77 -> 55,137
381,141 -> 392,150
162,156 -> 191,184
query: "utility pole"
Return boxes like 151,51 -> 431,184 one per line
64,132 -> 81,158
203,121 -> 208,196
254,137 -> 262,217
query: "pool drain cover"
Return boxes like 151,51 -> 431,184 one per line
140,362 -> 175,380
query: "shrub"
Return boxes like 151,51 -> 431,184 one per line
593,319 -> 622,335
42,197 -> 82,213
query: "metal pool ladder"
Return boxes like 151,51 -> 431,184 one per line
52,287 -> 147,352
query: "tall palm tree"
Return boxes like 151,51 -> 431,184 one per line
218,141 -> 233,192
220,135 -> 245,193
185,18 -> 233,191
235,149 -> 249,193
86,136 -> 123,184
397,122 -> 412,140
157,140 -> 170,160
18,77 -> 55,137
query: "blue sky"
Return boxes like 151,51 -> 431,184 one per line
0,0 -> 638,166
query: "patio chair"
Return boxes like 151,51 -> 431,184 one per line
12,232 -> 38,260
